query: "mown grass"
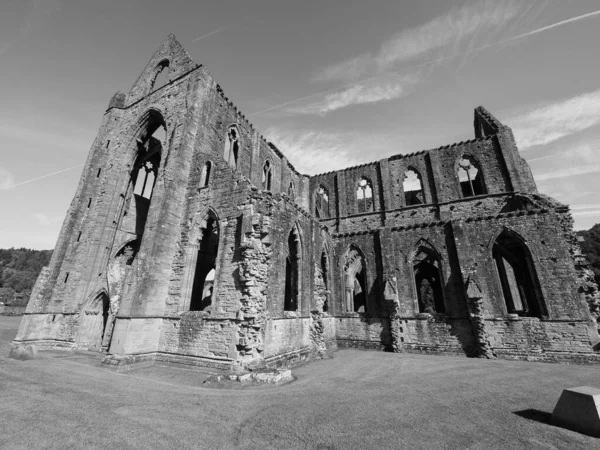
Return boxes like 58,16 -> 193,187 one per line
1,315 -> 598,449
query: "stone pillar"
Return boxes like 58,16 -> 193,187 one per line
465,277 -> 495,359
383,277 -> 402,352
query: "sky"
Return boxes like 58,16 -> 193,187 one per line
0,0 -> 599,249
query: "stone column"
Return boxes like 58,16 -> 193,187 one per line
465,277 -> 495,359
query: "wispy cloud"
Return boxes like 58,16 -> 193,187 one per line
256,3 -> 600,118
535,164 -> 600,181
287,75 -> 415,115
509,89 -> 600,150
0,167 -> 16,190
264,127 -> 394,174
313,0 -> 522,83
34,213 -> 63,227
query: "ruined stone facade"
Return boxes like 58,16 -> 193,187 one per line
13,35 -> 600,368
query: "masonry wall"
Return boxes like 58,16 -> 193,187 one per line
13,35 -> 598,368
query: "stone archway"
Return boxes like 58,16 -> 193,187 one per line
78,291 -> 110,350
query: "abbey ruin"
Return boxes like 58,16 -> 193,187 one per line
13,35 -> 600,368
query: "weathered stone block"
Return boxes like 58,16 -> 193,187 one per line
552,386 -> 600,437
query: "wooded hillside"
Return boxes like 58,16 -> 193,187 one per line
0,248 -> 52,306
577,223 -> 600,285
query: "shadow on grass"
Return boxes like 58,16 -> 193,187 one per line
513,409 -> 552,425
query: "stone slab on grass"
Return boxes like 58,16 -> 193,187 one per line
552,386 -> 600,437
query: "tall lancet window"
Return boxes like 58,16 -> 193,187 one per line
356,177 -> 373,213
224,126 -> 240,170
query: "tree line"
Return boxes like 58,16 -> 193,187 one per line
0,248 -> 52,306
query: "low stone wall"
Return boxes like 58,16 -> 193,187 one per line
0,305 -> 26,316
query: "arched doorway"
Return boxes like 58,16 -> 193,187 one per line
78,291 -> 110,350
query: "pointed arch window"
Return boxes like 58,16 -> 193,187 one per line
356,177 -> 373,213
493,230 -> 545,318
343,246 -> 367,313
403,168 -> 425,206
315,185 -> 329,219
151,60 -> 170,91
284,228 -> 301,312
458,155 -> 486,198
288,181 -> 295,199
190,214 -> 219,311
413,246 -> 445,314
262,160 -> 272,190
133,161 -> 157,199
320,250 -> 330,312
199,161 -> 212,188
121,110 -> 166,241
224,126 -> 240,170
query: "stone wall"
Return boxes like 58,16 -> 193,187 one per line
13,35 -> 599,368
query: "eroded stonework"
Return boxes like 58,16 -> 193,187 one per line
13,35 -> 600,368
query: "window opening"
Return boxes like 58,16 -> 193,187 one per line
133,161 -> 157,199
458,156 -> 486,198
64,272 -> 69,283
190,216 -> 219,311
284,229 -> 300,311
288,181 -> 295,199
122,110 -> 165,240
199,161 -> 212,188
356,177 -> 373,213
106,140 -> 110,149
262,160 -> 272,190
414,256 -> 445,314
343,246 -> 367,313
321,251 -> 329,312
77,231 -> 82,242
224,126 -> 239,170
151,60 -> 170,91
97,168 -> 102,178
315,185 -> 329,219
151,125 -> 166,144
493,231 -> 545,317
403,169 -> 425,206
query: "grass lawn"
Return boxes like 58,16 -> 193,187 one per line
1,315 -> 598,449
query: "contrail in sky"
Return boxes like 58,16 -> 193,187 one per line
502,8 -> 600,43
8,164 -> 84,189
252,8 -> 600,116
192,26 -> 227,42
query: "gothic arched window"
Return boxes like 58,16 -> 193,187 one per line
493,230 -> 545,318
458,155 -> 486,198
284,227 -> 301,312
413,245 -> 445,314
199,161 -> 212,188
315,185 -> 329,219
224,126 -> 240,170
356,177 -> 373,213
262,160 -> 272,190
403,168 -> 425,206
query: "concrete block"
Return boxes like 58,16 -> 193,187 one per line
552,386 -> 600,437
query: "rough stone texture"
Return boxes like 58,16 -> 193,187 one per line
12,35 -> 600,368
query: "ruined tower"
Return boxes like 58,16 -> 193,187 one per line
13,35 -> 600,367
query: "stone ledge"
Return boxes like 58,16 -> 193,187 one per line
101,351 -> 234,371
